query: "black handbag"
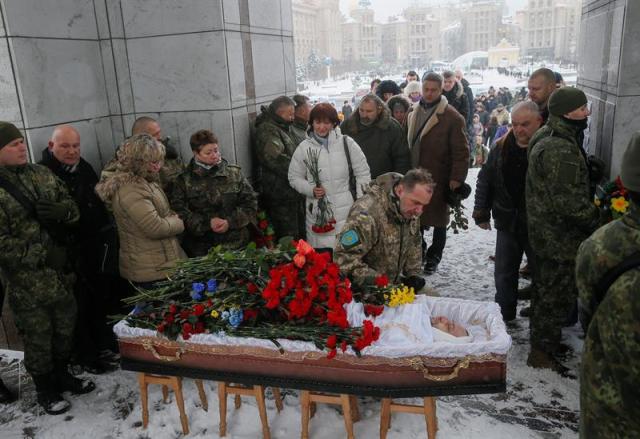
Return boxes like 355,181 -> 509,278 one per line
342,136 -> 357,201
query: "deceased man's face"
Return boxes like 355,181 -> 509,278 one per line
431,316 -> 468,337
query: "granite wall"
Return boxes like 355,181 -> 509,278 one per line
0,0 -> 296,175
577,0 -> 640,177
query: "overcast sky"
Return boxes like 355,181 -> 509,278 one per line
339,0 -> 528,22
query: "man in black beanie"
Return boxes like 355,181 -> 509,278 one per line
525,88 -> 601,372
0,122 -> 95,414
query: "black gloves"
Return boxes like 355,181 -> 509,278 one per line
587,155 -> 605,184
36,200 -> 70,222
402,275 -> 426,292
445,183 -> 472,207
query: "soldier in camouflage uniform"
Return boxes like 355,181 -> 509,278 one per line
334,169 -> 432,291
170,129 -> 257,257
577,132 -> 640,438
254,96 -> 305,239
0,122 -> 94,414
525,88 -> 600,371
131,116 -> 184,191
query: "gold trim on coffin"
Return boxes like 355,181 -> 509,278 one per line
126,336 -> 505,381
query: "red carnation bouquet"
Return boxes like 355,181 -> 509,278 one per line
124,240 -> 385,358
303,148 -> 336,234
252,210 -> 276,248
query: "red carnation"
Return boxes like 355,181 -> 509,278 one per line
340,340 -> 348,352
327,348 -> 337,359
259,219 -> 269,230
326,334 -> 337,349
364,304 -> 384,317
374,274 -> 389,288
193,304 -> 205,316
169,304 -> 177,314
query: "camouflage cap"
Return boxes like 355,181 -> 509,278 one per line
548,87 -> 588,116
621,131 -> 640,192
0,121 -> 23,149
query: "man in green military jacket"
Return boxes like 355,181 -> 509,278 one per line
525,87 -> 600,372
0,122 -> 94,415
254,96 -> 305,239
577,132 -> 640,438
334,169 -> 432,291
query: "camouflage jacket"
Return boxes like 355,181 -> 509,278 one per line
576,201 -> 640,438
525,115 -> 600,261
0,165 -> 79,301
334,173 -> 422,286
170,159 -> 257,256
290,119 -> 308,147
254,107 -> 300,204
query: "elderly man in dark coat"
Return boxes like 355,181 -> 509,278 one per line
406,73 -> 469,274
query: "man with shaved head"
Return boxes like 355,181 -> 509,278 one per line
527,68 -> 557,123
131,116 -> 184,190
473,101 -> 543,321
40,125 -> 113,373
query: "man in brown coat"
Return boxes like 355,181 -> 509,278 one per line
406,72 -> 469,274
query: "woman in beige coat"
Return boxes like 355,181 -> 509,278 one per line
96,134 -> 186,287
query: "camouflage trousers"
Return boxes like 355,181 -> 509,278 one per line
268,200 -> 306,241
530,257 -> 576,353
8,270 -> 77,376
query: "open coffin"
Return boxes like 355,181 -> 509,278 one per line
115,296 -> 511,398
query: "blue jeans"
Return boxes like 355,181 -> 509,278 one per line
494,229 -> 534,320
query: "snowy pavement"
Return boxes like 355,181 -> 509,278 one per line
0,168 -> 581,438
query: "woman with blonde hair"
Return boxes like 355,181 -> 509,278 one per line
96,134 -> 186,288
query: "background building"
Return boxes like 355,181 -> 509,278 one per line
488,38 -> 520,67
460,1 -> 502,53
404,5 -> 441,66
292,0 -> 343,70
381,16 -> 409,65
521,0 -> 581,62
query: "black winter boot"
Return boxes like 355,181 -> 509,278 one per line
54,363 -> 96,395
0,377 -> 16,404
32,374 -> 71,415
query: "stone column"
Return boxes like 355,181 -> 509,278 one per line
577,0 -> 640,176
0,0 -> 295,175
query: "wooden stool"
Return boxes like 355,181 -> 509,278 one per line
137,373 -> 208,435
380,397 -> 437,439
217,382 -> 283,438
300,391 -> 360,439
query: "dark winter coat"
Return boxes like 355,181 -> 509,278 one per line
39,148 -> 110,243
340,107 -> 411,179
406,96 -> 469,227
443,81 -> 469,123
460,78 -> 475,126
473,131 -> 528,233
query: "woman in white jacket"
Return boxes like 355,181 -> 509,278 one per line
288,102 -> 371,251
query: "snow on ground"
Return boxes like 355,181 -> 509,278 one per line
0,168 -> 581,438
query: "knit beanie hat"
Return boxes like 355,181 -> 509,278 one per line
0,122 -> 23,149
548,87 -> 588,117
404,80 -> 421,96
621,131 -> 640,192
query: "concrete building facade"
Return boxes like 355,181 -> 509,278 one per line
292,0 -> 342,66
0,0 -> 296,178
577,0 -> 640,177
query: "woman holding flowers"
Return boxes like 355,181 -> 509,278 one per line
288,103 -> 371,252
96,134 -> 186,288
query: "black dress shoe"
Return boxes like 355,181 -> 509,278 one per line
423,258 -> 439,275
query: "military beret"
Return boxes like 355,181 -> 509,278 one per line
548,87 -> 588,117
621,131 -> 640,192
0,121 -> 23,150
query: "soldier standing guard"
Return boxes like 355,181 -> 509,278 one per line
0,122 -> 94,415
525,88 -> 600,372
577,132 -> 640,438
334,169 -> 432,292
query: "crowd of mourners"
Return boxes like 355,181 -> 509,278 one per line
0,65 -> 638,439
